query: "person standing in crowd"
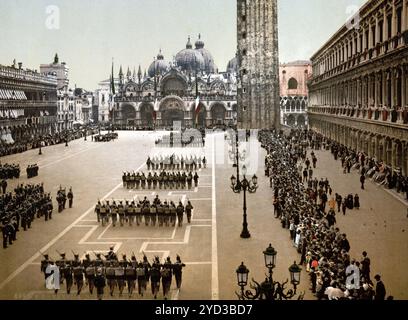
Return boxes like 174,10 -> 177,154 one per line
360,174 -> 366,190
360,251 -> 371,283
1,179 -> 7,194
374,274 -> 386,300
67,188 -> 74,208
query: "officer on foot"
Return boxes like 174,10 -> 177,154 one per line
173,255 -> 186,289
67,188 -> 74,208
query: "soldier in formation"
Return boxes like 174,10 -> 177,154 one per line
39,248 -> 186,299
1,183 -> 53,249
94,197 -> 193,228
26,164 -> 39,179
56,187 -> 67,213
0,163 -> 20,179
122,170 -> 199,190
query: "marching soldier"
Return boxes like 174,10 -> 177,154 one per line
136,262 -> 146,296
124,200 -> 130,225
67,188 -> 74,208
72,253 -> 84,295
129,172 -> 135,189
150,256 -> 161,299
185,201 -> 194,224
203,156 -> 207,169
135,173 -> 141,189
170,201 -> 177,227
181,172 -> 187,189
94,268 -> 106,300
147,172 -> 153,189
83,254 -> 96,294
173,255 -> 186,289
106,246 -> 118,261
116,256 -> 127,295
152,172 -> 158,189
125,255 -> 137,297
135,202 -> 142,226
143,200 -> 151,226
141,173 -> 146,189
161,257 -> 173,300
150,203 -> 157,226
157,202 -> 164,227
105,261 -> 116,296
128,200 -> 135,226
95,200 -> 101,223
110,201 -> 118,227
158,172 -> 163,189
100,202 -> 107,226
176,201 -> 185,227
118,201 -> 125,226
193,172 -> 199,188
163,201 -> 170,227
187,172 -> 193,189
56,252 -> 67,284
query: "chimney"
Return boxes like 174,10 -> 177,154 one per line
18,62 -> 22,69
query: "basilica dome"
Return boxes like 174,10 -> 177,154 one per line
194,34 -> 217,74
227,54 -> 238,74
148,50 -> 170,77
175,37 -> 205,72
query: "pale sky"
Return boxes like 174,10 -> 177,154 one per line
0,0 -> 367,89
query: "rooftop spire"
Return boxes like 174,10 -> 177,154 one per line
186,36 -> 192,49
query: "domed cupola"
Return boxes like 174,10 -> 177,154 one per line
148,49 -> 170,77
194,34 -> 217,74
175,36 -> 205,72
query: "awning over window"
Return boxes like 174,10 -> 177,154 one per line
0,89 -> 27,100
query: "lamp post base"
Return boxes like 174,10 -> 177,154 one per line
240,228 -> 251,239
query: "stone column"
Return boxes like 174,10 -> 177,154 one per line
403,0 -> 407,32
392,0 -> 397,38
392,140 -> 397,170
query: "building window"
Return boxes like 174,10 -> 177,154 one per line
397,7 -> 402,34
242,32 -> 247,39
379,20 -> 384,42
288,78 -> 298,90
387,15 -> 392,39
242,49 -> 247,56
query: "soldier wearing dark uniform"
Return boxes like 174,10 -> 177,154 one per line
124,200 -> 130,225
173,255 -> 186,289
100,202 -> 107,226
193,172 -> 199,187
176,201 -> 185,227
95,200 -> 101,223
67,188 -> 74,208
150,256 -> 161,299
158,172 -> 163,189
141,200 -> 150,226
152,172 -> 158,189
116,256 -> 126,295
118,201 -> 125,226
105,261 -> 116,296
128,201 -> 135,226
163,201 -> 170,227
147,172 -> 153,189
141,173 -> 146,189
110,201 -> 118,227
157,203 -> 164,227
106,246 -> 118,261
136,262 -> 146,296
125,255 -> 137,297
135,202 -> 142,226
181,172 -> 187,189
40,254 -> 50,280
150,203 -> 157,226
94,268 -> 106,300
135,173 -> 141,189
187,172 -> 193,189
170,201 -> 177,227
83,254 -> 95,294
72,253 -> 84,295
161,257 -> 173,299
185,201 -> 194,223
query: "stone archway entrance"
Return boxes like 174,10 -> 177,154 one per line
211,103 -> 226,126
160,96 -> 185,128
140,103 -> 154,127
121,104 -> 136,125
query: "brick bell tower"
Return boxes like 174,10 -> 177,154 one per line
237,0 -> 280,129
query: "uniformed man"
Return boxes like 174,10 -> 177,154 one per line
150,256 -> 161,299
118,201 -> 125,226
152,172 -> 158,189
95,200 -> 101,223
100,202 -> 107,226
116,256 -> 126,295
72,253 -> 84,295
161,257 -> 173,299
176,201 -> 185,227
173,255 -> 186,289
136,262 -> 146,296
106,246 -> 118,261
125,255 -> 137,297
187,172 -> 193,189
40,253 -> 50,280
135,173 -> 141,189
157,203 -> 164,227
150,203 -> 157,226
83,254 -> 96,294
170,201 -> 177,227
110,201 -> 118,227
185,201 -> 194,224
143,200 -> 151,226
105,261 -> 116,296
135,202 -> 142,226
147,172 -> 153,189
193,172 -> 199,188
67,188 -> 74,208
163,201 -> 170,227
141,173 -> 146,190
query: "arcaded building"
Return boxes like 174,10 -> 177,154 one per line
280,61 -> 312,127
308,0 -> 408,176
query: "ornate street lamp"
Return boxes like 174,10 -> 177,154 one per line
230,165 -> 258,238
236,244 -> 303,301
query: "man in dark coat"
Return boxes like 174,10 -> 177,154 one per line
374,274 -> 386,300
360,174 -> 366,190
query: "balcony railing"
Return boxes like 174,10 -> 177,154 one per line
0,100 -> 57,109
308,105 -> 408,126
115,95 -> 237,103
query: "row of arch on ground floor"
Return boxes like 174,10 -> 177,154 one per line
281,113 -> 308,127
309,119 -> 408,176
